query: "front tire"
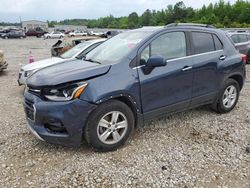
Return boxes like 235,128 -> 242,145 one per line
84,100 -> 134,151
211,79 -> 240,113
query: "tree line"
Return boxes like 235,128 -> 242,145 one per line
1,0 -> 250,29
47,0 -> 250,29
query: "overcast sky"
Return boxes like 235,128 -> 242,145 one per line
0,0 -> 237,22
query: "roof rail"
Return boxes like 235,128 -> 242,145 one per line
165,23 -> 215,28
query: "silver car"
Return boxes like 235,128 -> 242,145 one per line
18,38 -> 106,85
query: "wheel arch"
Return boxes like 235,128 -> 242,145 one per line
95,94 -> 142,127
228,74 -> 244,90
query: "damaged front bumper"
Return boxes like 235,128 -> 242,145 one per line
0,62 -> 8,71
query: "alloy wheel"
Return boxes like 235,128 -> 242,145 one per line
222,85 -> 237,108
97,111 -> 128,145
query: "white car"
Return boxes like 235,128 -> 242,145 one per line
69,31 -> 88,37
89,31 -> 104,36
44,31 -> 65,39
18,38 -> 106,85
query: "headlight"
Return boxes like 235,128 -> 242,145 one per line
43,82 -> 88,101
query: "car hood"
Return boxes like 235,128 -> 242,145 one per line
22,57 -> 67,71
27,59 -> 111,88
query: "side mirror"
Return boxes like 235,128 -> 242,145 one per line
146,55 -> 167,67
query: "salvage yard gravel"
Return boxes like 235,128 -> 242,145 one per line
0,38 -> 249,187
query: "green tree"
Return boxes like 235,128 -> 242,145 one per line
128,12 -> 139,28
140,9 -> 152,26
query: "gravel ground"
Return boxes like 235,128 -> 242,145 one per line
0,38 -> 249,188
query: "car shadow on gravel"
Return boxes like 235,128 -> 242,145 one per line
141,105 -> 216,128
0,70 -> 8,76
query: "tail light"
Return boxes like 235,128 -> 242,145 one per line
241,54 -> 247,64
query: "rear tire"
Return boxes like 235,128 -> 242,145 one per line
211,79 -> 240,113
84,100 -> 134,152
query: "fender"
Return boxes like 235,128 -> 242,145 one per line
95,93 -> 141,113
94,93 -> 144,127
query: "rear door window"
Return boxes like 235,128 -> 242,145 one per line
192,32 -> 215,54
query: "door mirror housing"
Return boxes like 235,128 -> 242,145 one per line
146,55 -> 167,67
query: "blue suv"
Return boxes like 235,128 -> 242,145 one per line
24,24 -> 246,151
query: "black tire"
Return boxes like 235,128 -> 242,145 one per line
84,100 -> 134,151
211,78 -> 240,113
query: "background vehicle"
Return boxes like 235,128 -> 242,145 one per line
1,31 -> 26,39
0,50 -> 8,71
227,32 -> 250,63
51,36 -> 101,57
69,31 -> 87,37
44,31 -> 65,39
24,24 -> 246,151
89,31 -> 104,36
0,29 -> 10,37
18,39 -> 106,85
100,30 -> 121,38
25,28 -> 47,37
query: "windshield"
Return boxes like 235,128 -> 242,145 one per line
60,42 -> 91,59
85,31 -> 151,64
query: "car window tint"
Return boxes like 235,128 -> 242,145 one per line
140,32 -> 186,64
151,32 -> 186,60
238,34 -> 248,43
213,34 -> 223,50
231,35 -> 239,43
192,32 -> 215,54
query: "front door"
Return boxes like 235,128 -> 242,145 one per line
137,31 -> 194,118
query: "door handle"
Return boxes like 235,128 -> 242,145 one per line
182,66 -> 192,71
219,55 -> 226,60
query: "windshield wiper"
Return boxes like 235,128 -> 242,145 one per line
85,58 -> 101,64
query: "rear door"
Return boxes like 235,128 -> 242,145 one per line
137,31 -> 194,118
190,31 -> 224,106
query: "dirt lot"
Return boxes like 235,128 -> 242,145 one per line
0,38 -> 249,188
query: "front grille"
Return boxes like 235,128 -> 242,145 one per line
24,99 -> 35,121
